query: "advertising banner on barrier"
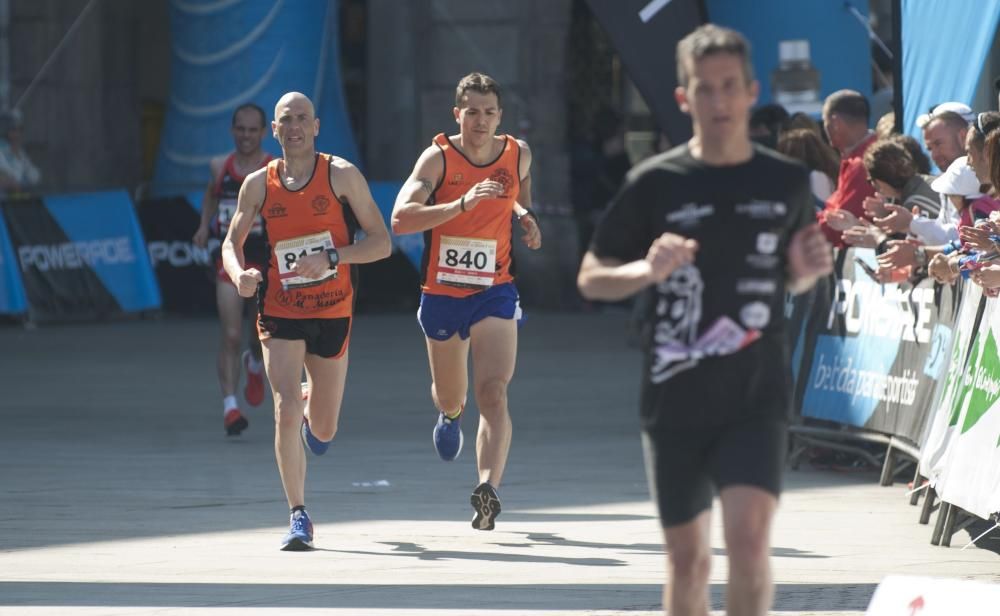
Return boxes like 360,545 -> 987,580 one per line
919,283 -> 982,484
934,294 -> 1000,519
0,205 -> 27,315
137,196 -> 217,314
798,248 -> 958,443
2,191 -> 161,321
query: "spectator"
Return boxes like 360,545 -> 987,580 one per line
785,111 -> 824,138
875,111 -> 895,139
889,134 -> 932,175
948,118 -> 1000,290
749,103 -> 789,149
0,108 -> 40,195
777,128 -> 839,206
932,155 -> 990,228
831,138 -> 939,260
818,89 -> 877,246
917,102 -> 973,172
863,138 -> 940,217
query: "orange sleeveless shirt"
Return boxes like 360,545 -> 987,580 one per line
258,153 -> 357,319
421,133 -> 520,298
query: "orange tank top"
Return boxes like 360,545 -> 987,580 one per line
258,153 -> 357,319
421,133 -> 520,297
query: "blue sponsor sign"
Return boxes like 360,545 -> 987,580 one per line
802,333 -> 904,427
41,191 -> 161,312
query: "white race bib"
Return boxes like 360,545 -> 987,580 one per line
218,199 -> 262,235
436,236 -> 497,288
274,231 -> 337,289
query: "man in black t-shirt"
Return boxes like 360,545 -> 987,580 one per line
578,25 -> 832,616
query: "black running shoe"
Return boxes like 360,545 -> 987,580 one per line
470,482 -> 502,531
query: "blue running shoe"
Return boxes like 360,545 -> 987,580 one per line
433,412 -> 463,461
280,509 -> 314,551
301,416 -> 331,456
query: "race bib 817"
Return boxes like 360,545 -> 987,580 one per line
274,230 -> 337,289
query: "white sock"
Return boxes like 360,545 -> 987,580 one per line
223,395 -> 239,415
246,353 -> 264,374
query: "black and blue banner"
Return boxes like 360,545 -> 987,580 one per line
136,195 -> 217,314
2,191 -> 161,322
793,248 -> 960,444
584,0 -> 704,146
0,207 -> 27,315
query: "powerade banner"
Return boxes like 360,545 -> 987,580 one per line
931,293 -> 1000,519
798,248 -> 958,443
2,191 -> 161,322
584,0 -> 704,146
137,196 -> 217,314
0,205 -> 27,315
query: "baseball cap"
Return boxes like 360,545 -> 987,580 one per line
916,102 -> 975,129
930,156 -> 983,198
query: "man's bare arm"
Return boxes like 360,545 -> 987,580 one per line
221,168 -> 266,284
577,252 -> 656,301
331,159 -> 392,264
391,146 -> 462,235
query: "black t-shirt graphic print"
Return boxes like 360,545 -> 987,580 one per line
591,143 -> 814,386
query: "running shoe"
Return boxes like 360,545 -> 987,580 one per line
301,415 -> 330,456
470,482 -> 502,531
224,408 -> 248,436
280,509 -> 314,551
242,350 -> 265,407
433,412 -> 463,461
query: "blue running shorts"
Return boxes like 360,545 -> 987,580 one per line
417,282 -> 524,341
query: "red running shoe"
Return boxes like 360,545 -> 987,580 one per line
224,408 -> 248,436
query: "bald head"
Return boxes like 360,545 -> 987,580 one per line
274,91 -> 314,121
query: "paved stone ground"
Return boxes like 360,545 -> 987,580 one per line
1,312 -> 997,615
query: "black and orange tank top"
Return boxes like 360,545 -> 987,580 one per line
258,153 -> 358,319
214,152 -> 272,238
421,133 -> 520,298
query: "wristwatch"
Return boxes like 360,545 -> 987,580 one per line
326,247 -> 340,269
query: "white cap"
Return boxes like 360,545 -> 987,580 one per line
916,102 -> 975,129
930,156 -> 983,198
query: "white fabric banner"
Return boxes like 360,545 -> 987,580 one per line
935,293 -> 1000,519
919,284 -> 982,484
866,575 -> 1000,615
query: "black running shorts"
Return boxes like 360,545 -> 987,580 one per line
256,315 -> 351,359
640,337 -> 791,527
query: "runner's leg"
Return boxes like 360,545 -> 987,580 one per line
468,316 -> 516,487
302,349 -> 348,442
663,511 -> 713,616
261,337 -> 308,508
